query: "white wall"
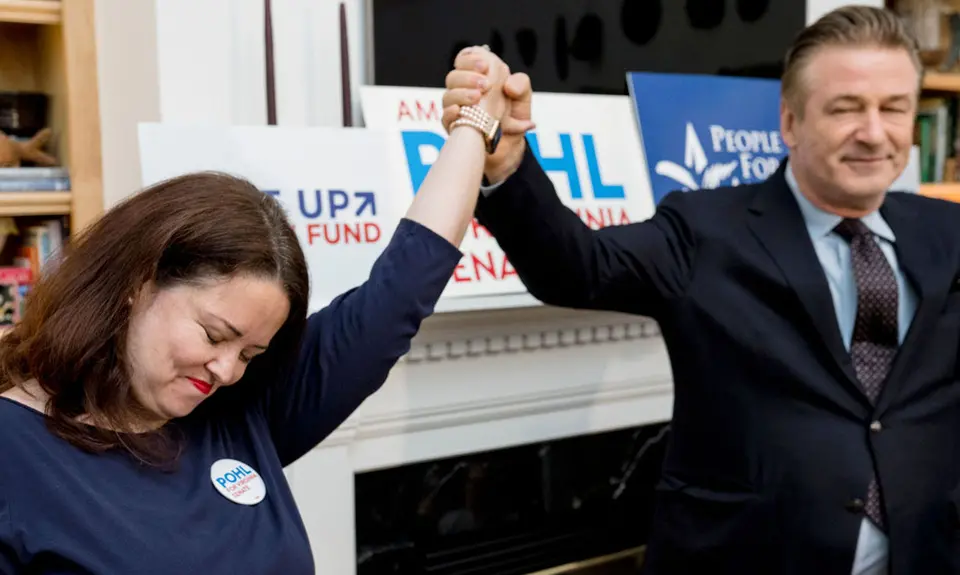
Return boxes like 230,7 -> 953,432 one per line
154,0 -> 267,126
94,0 -> 160,208
270,0 -> 367,127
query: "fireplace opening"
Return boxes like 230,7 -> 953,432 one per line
355,422 -> 670,575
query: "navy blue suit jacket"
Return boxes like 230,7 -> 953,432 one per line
475,146 -> 960,574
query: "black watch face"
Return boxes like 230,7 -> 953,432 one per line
487,125 -> 502,154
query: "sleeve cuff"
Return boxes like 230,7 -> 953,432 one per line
479,179 -> 506,197
388,217 -> 464,274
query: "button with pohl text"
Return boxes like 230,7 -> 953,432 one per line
869,421 -> 882,432
210,458 -> 267,506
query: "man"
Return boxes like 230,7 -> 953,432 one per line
441,6 -> 960,575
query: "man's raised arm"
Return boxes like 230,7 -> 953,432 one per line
441,49 -> 697,317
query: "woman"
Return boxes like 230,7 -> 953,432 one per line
0,47 -> 520,574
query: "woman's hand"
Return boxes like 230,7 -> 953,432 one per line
441,47 -> 535,186
401,45 -> 512,247
442,46 -> 510,121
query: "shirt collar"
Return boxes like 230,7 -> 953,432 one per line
784,160 -> 895,243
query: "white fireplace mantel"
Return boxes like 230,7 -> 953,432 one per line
285,304 -> 674,574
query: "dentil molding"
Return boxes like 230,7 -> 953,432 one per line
405,305 -> 661,363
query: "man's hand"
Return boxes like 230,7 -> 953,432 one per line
442,47 -> 536,185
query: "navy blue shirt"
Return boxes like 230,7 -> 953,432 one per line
0,218 -> 462,574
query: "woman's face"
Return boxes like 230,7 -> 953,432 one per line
124,273 -> 289,425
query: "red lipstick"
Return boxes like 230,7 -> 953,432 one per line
188,377 -> 212,395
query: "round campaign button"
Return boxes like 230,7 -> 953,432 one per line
210,458 -> 266,506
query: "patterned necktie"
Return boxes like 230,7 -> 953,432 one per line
834,218 -> 899,531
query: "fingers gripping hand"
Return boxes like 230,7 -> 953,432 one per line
501,72 -> 535,136
441,46 -> 536,182
442,46 -> 509,132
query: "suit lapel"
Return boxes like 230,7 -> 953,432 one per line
745,164 -> 865,406
875,196 -> 947,414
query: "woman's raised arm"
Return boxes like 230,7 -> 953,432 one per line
260,48 -> 510,465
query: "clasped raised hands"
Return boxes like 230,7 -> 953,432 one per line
442,47 -> 536,184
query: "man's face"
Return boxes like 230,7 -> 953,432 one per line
781,45 -> 918,214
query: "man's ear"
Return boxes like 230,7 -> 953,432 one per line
780,97 -> 798,150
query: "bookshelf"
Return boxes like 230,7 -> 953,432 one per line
0,0 -> 102,325
896,0 -> 960,203
918,72 -> 960,201
0,0 -> 103,231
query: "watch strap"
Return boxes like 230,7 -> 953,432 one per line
451,105 -> 499,145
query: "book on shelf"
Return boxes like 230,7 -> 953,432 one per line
0,167 -> 70,192
14,219 -> 65,278
0,217 -> 66,326
0,267 -> 31,326
916,96 -> 959,183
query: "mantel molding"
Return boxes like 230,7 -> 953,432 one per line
325,374 -> 672,448
406,305 -> 661,363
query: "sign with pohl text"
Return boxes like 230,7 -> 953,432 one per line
360,85 -> 656,306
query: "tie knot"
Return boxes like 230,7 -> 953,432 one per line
834,218 -> 871,242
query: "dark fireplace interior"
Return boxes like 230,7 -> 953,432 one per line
355,421 -> 671,575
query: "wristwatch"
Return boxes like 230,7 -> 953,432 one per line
451,105 -> 502,154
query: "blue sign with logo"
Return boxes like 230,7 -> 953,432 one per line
627,72 -> 787,205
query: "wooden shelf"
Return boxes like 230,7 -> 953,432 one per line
922,72 -> 960,93
0,0 -> 61,25
919,183 -> 960,202
0,191 -> 70,216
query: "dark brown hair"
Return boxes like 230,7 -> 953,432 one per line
0,172 -> 309,466
782,5 -> 922,115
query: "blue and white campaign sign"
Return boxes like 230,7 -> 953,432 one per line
360,86 -> 655,306
137,124 -> 414,314
627,72 -> 786,205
